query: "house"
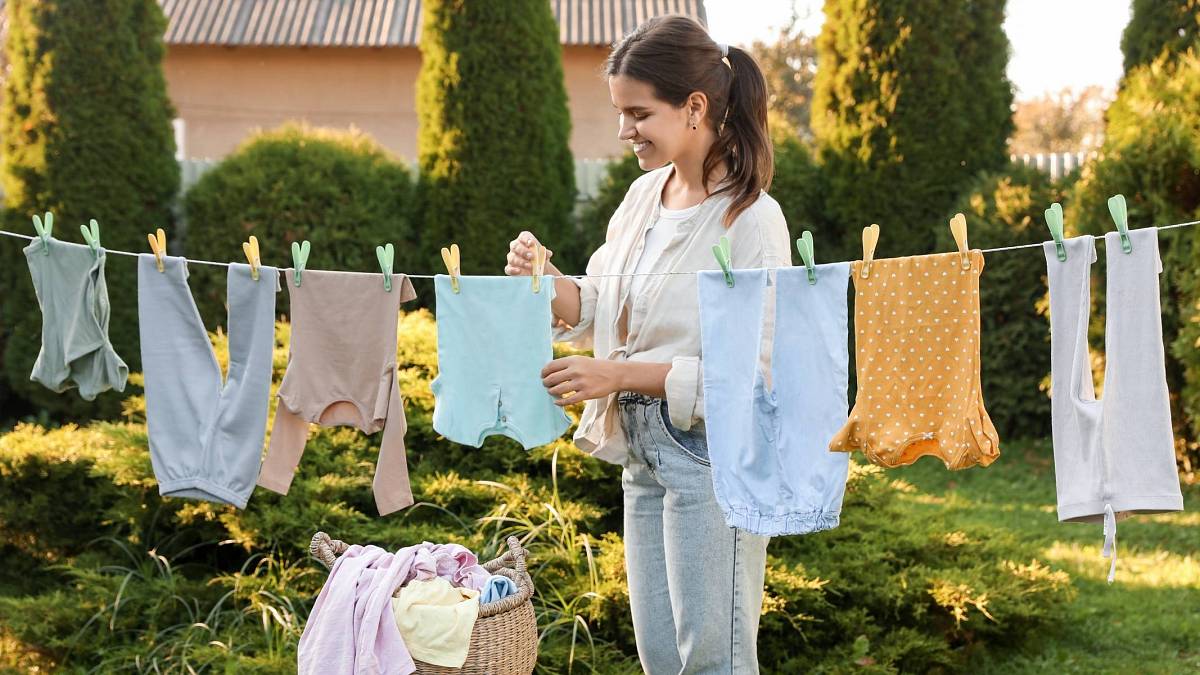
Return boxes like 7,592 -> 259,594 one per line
156,0 -> 707,162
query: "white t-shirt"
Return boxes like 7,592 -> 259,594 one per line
629,201 -> 702,301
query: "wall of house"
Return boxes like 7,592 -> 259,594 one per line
163,44 -> 626,162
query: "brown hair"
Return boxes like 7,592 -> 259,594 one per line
605,15 -> 773,226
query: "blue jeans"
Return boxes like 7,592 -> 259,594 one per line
618,392 -> 769,674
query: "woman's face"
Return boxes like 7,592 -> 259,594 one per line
609,74 -> 701,170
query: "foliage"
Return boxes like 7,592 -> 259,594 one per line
1,311 -> 1079,672
182,123 -> 416,331
415,0 -> 574,301
812,0 -> 1013,259
1120,0 -> 1200,74
1010,86 -> 1109,156
0,0 -> 178,422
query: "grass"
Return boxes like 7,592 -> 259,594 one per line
890,439 -> 1200,674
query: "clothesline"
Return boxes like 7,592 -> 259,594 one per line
2,219 -> 1198,279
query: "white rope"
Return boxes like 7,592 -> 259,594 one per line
2,219 -> 1198,279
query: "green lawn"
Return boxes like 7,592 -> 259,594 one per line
890,440 -> 1200,674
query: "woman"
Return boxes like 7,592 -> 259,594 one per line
505,15 -> 791,673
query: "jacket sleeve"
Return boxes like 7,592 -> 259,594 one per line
551,197 -> 629,348
664,198 -> 794,431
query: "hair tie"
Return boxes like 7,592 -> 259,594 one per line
717,42 -> 729,58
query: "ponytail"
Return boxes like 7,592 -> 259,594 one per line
606,16 -> 774,226
704,45 -> 773,226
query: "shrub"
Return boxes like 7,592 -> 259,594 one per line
0,311 -> 1076,672
1068,50 -> 1200,478
932,164 -> 1068,440
182,123 -> 416,330
415,0 -> 574,294
0,0 -> 179,421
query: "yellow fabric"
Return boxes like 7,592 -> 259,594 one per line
829,250 -> 1000,469
391,577 -> 480,668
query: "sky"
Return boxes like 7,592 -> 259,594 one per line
703,0 -> 1132,100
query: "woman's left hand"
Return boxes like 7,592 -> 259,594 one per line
542,356 -> 624,406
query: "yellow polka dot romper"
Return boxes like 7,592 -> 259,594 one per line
828,250 -> 1000,469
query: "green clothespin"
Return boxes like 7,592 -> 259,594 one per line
80,219 -> 101,258
1044,203 -> 1067,262
796,230 -> 817,285
1107,194 -> 1132,254
711,235 -> 734,287
376,242 -> 394,292
291,240 -> 311,287
31,212 -> 53,255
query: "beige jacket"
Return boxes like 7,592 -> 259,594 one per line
554,164 -> 793,465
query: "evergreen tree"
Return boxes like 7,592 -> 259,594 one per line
0,0 -> 179,419
812,0 -> 1013,258
415,0 -> 574,289
1121,0 -> 1200,73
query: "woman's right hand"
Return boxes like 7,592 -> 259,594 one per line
506,231 -> 555,276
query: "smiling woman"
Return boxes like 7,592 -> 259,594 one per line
503,14 -> 790,674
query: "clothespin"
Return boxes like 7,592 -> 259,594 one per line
242,235 -> 261,281
795,230 -> 817,285
376,242 -> 394,292
147,227 -> 167,272
860,224 -> 880,278
711,236 -> 734,287
441,243 -> 461,294
1044,203 -> 1067,262
531,243 -> 546,293
949,213 -> 971,270
80,219 -> 101,258
291,240 -> 310,287
31,212 -> 53,255
1107,194 -> 1132,254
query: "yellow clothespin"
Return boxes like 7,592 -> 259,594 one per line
242,235 -> 261,281
949,212 -> 971,270
531,243 -> 547,293
860,224 -> 880,278
147,227 -> 167,272
441,243 -> 461,294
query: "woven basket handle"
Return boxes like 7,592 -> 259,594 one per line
310,531 -> 348,569
482,535 -> 528,576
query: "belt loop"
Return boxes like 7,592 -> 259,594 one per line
1102,504 -> 1117,584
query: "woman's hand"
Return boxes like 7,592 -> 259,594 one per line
542,355 -> 624,406
506,231 -> 556,276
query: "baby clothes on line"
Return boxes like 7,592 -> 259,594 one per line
1044,229 -> 1183,583
25,238 -> 128,400
829,250 -> 1000,469
697,264 -> 851,536
257,269 -> 417,516
431,275 -> 571,449
138,256 -> 279,508
391,577 -> 480,669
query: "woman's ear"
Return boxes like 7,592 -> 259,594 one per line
687,92 -> 709,126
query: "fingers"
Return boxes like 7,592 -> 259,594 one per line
554,391 -> 587,406
507,231 -> 545,276
541,357 -> 572,379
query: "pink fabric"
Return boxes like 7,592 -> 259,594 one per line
298,545 -> 417,675
297,541 -> 490,673
407,542 -> 490,591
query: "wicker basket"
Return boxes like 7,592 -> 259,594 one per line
309,532 -> 538,675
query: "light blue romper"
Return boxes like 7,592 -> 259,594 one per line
24,237 -> 128,400
138,255 -> 279,508
697,264 -> 851,536
431,275 -> 571,449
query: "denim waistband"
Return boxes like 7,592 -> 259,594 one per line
617,392 -> 659,406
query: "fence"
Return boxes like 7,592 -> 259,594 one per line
1010,151 -> 1092,181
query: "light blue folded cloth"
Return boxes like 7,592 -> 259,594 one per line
479,574 -> 518,604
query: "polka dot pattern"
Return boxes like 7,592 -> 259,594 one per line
828,250 -> 1001,470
